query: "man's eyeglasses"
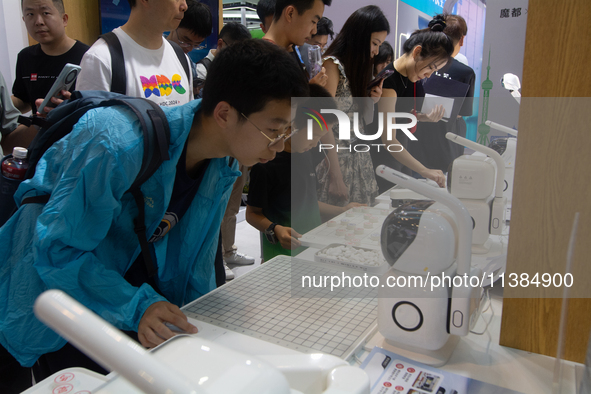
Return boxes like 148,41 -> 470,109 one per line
175,29 -> 206,50
240,112 -> 296,148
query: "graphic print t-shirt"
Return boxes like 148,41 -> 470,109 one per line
76,27 -> 193,107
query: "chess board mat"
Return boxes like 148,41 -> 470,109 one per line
183,255 -> 378,360
299,206 -> 393,250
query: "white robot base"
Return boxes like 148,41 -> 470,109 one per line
365,331 -> 460,368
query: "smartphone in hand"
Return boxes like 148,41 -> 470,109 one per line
367,68 -> 394,90
308,45 -> 323,79
38,63 -> 81,114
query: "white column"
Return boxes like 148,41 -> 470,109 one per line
0,0 -> 29,85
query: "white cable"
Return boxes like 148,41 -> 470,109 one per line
470,289 -> 494,335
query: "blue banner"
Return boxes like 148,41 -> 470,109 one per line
400,0 -> 457,18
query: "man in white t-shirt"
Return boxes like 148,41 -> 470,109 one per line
76,0 -> 193,107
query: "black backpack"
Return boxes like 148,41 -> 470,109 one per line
0,90 -> 171,277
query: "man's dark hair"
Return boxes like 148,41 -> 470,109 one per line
274,0 -> 332,21
439,13 -> 468,45
312,17 -> 334,40
179,0 -> 212,38
256,0 -> 276,24
202,39 -> 309,117
127,0 -> 136,8
324,5 -> 390,98
219,22 -> 251,45
22,0 -> 64,13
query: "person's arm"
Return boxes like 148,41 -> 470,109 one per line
29,107 -> 195,349
11,95 -> 30,114
1,124 -> 38,153
378,88 -> 446,187
319,58 -> 349,202
246,164 -> 302,249
246,205 -> 301,249
0,74 -> 19,135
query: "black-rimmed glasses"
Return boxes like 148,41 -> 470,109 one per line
175,29 -> 206,50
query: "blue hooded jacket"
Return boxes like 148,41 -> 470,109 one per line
0,99 -> 240,366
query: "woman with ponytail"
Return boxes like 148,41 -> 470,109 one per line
371,15 -> 454,193
316,5 -> 390,206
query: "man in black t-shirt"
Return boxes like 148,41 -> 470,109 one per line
4,0 -> 89,153
12,0 -> 89,115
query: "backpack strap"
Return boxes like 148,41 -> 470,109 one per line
168,40 -> 191,82
22,195 -> 51,205
24,92 -> 171,278
100,32 -> 127,95
103,97 -> 171,277
197,57 -> 212,71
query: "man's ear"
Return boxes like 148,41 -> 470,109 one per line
62,12 -> 69,27
213,101 -> 235,129
284,5 -> 295,23
459,36 -> 465,47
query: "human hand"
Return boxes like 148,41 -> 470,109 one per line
138,301 -> 198,348
419,168 -> 446,188
35,90 -> 71,117
423,104 -> 445,122
310,67 -> 328,86
275,225 -> 302,249
328,174 -> 349,202
369,79 -> 384,104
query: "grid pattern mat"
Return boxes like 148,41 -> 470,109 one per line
183,255 -> 378,359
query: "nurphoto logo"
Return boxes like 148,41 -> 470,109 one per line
305,109 -> 418,153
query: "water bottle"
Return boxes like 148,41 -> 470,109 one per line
0,147 -> 29,226
2,147 -> 29,180
308,45 -> 323,79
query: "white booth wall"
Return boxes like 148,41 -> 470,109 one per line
0,0 -> 29,87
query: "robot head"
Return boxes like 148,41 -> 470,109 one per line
501,73 -> 521,92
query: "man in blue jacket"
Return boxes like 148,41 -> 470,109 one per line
0,38 -> 309,388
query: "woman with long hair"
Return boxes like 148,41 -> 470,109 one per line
316,5 -> 390,206
372,16 -> 455,193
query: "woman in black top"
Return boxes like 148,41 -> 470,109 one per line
373,16 -> 454,193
